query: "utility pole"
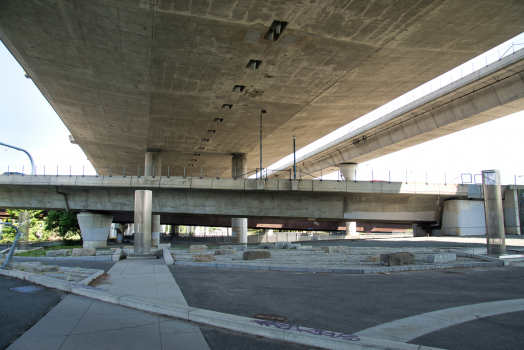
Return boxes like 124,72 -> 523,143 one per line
293,135 -> 296,179
259,109 -> 266,178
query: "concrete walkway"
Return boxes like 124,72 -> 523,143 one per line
7,259 -> 210,350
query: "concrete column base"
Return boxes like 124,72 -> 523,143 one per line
232,218 -> 248,244
77,212 -> 113,249
83,240 -> 108,249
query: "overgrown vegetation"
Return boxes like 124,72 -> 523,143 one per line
0,210 -> 81,243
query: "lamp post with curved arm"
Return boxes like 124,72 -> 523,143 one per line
0,222 -> 21,269
0,142 -> 35,175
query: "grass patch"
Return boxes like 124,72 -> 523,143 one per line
14,245 -> 82,257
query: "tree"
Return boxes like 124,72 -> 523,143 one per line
1,209 -> 48,242
44,211 -> 81,239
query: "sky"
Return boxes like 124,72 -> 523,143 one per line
1,33 -> 523,184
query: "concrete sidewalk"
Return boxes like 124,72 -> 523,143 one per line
7,259 -> 210,350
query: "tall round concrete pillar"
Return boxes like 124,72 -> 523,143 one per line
77,212 -> 114,248
145,151 -> 161,247
145,151 -> 162,176
134,190 -> 152,254
482,170 -> 506,255
346,221 -> 358,236
17,211 -> 30,250
151,215 -> 161,246
340,163 -> 358,238
339,163 -> 358,181
231,154 -> 248,244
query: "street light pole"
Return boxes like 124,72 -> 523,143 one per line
0,142 -> 35,175
260,109 -> 266,178
293,135 -> 296,179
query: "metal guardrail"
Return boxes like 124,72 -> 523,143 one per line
1,166 -> 524,186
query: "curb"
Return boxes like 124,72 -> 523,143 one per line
173,260 -> 503,273
12,256 -> 113,261
0,268 -> 442,350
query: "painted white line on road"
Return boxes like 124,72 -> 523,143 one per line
356,299 -> 524,342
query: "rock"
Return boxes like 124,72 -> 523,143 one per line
192,254 -> 215,262
34,265 -> 61,273
243,250 -> 272,260
189,245 -> 207,253
229,245 -> 247,251
258,243 -> 275,249
110,248 -> 118,252
324,246 -> 350,253
71,248 -> 96,257
214,249 -> 235,255
13,262 -> 42,273
380,252 -> 415,266
123,246 -> 134,249
426,253 -> 456,263
157,243 -> 171,249
96,251 -> 113,256
45,249 -> 70,257
366,255 -> 380,262
275,242 -> 290,249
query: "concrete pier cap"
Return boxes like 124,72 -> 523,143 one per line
339,163 -> 358,181
77,211 -> 113,249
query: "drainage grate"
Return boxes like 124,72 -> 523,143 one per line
253,314 -> 289,322
11,286 -> 47,293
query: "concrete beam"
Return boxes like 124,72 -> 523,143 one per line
0,175 -> 476,223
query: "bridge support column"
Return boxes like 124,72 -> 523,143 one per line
77,211 -> 113,249
503,189 -> 521,235
340,163 -> 359,238
339,163 -> 358,181
346,221 -> 358,237
145,151 -> 162,247
232,154 -> 248,244
134,190 -> 152,254
482,170 -> 506,255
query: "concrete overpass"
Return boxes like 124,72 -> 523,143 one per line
0,174 -> 475,223
270,48 -> 524,178
1,0 -> 524,177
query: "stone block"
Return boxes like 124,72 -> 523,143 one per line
324,246 -> 350,253
366,255 -> 380,262
222,245 -> 247,251
157,243 -> 171,249
71,248 -> 96,257
380,252 -> 415,266
13,262 -> 42,272
34,265 -> 61,273
425,253 -> 457,263
214,249 -> 235,255
96,251 -> 113,256
297,246 -> 313,250
192,255 -> 215,262
189,245 -> 207,253
123,246 -> 134,249
275,241 -> 290,249
45,249 -> 70,257
243,250 -> 272,260
258,243 -> 275,249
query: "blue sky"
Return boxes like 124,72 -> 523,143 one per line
1,33 -> 523,184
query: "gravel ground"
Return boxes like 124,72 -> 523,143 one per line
171,247 -> 485,270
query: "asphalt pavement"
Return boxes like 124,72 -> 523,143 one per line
169,264 -> 524,350
0,275 -> 65,349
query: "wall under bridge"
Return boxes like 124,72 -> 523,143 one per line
0,175 -> 474,223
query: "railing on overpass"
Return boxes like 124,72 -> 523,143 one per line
1,165 -> 524,186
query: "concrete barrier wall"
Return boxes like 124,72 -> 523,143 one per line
0,177 -> 459,222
